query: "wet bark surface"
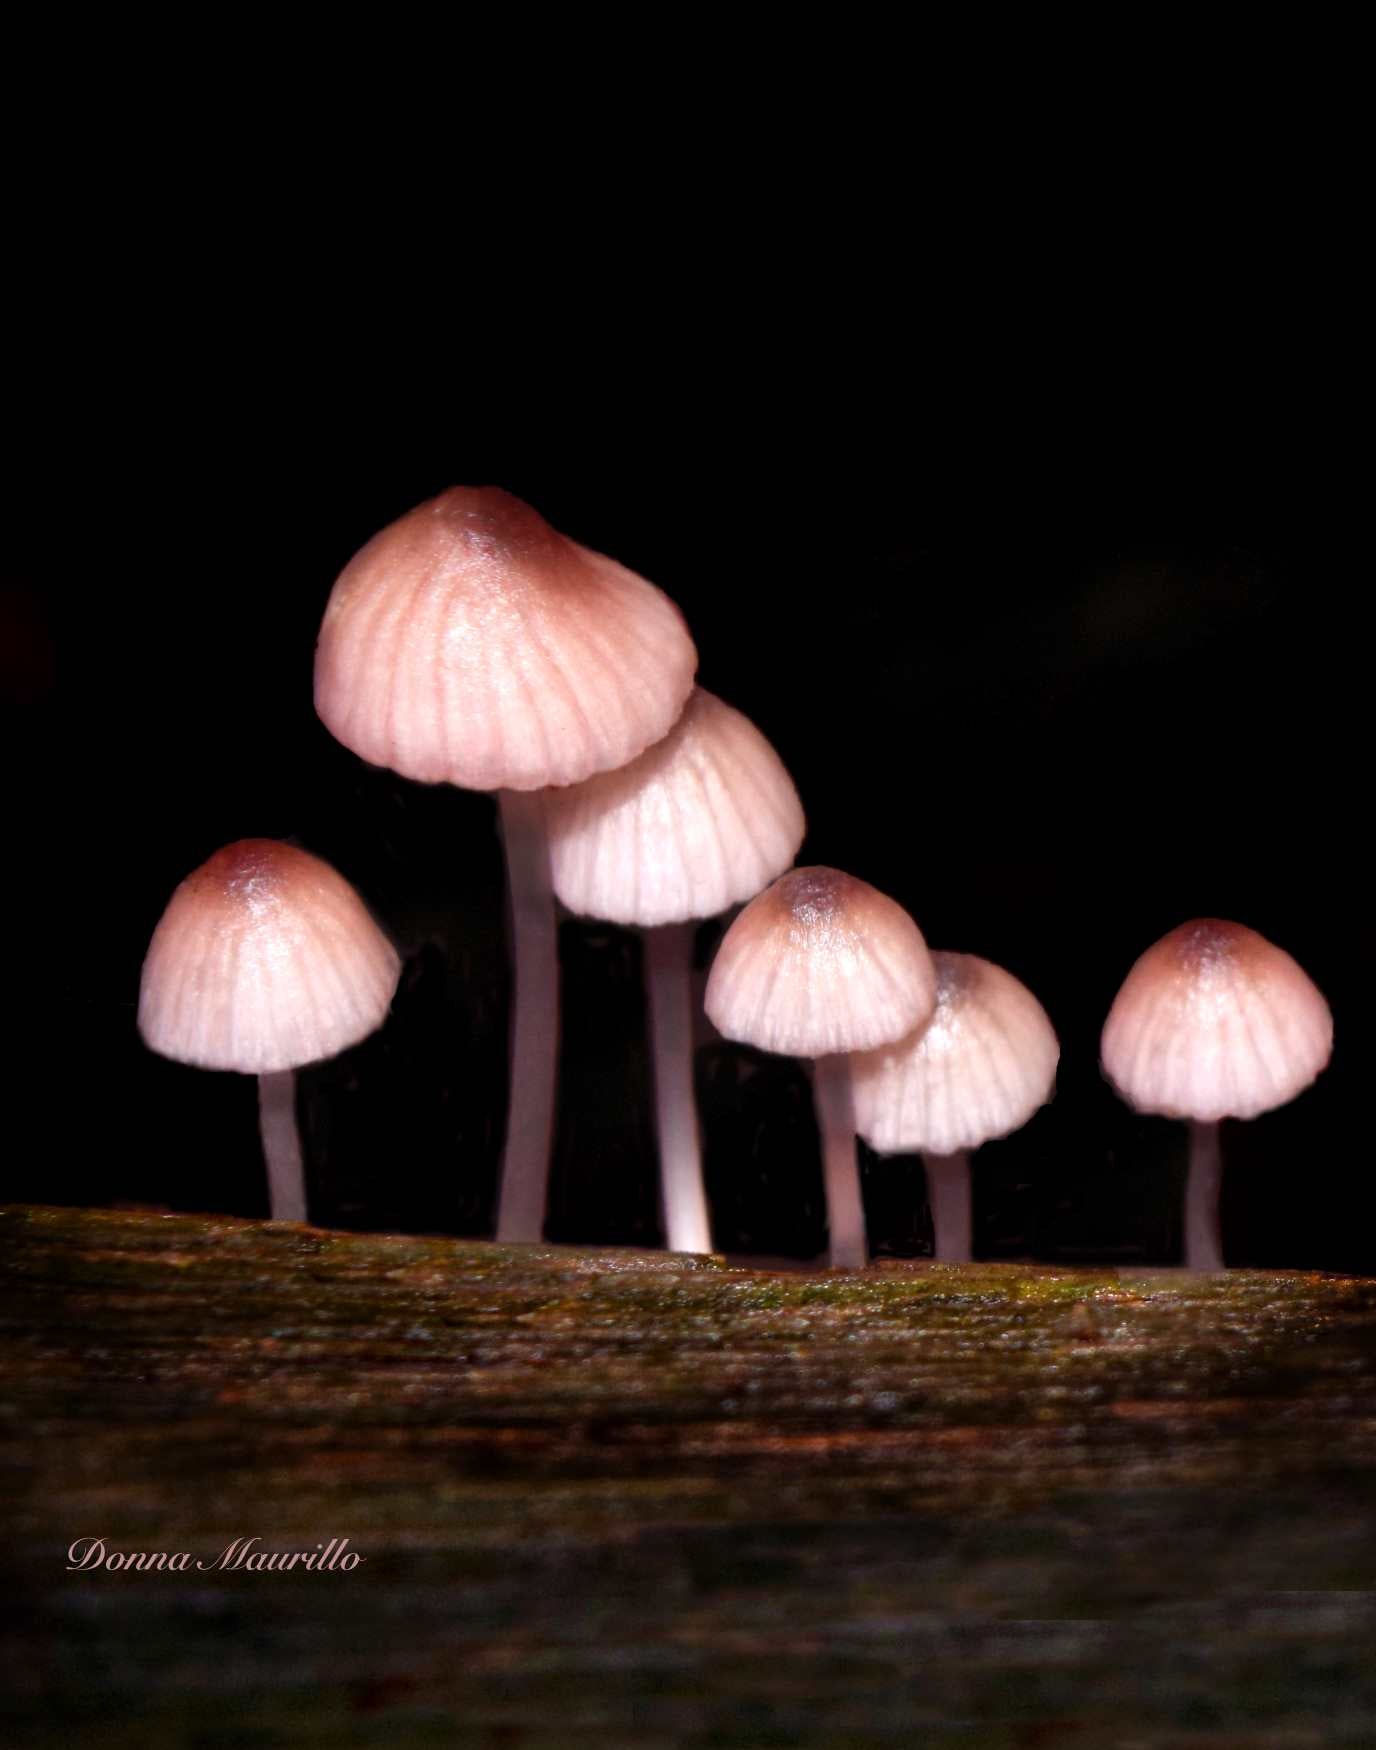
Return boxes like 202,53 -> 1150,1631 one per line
2,1203 -> 1374,1746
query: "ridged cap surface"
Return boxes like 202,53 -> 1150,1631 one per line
139,840 -> 401,1074
314,486 -> 697,792
1101,919 -> 1332,1121
545,688 -> 805,926
705,866 -> 936,1058
852,951 -> 1059,1155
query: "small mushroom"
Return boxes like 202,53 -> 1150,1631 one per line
851,952 -> 1059,1262
314,487 -> 697,1243
1101,918 -> 1333,1269
545,688 -> 805,1254
139,840 -> 401,1222
705,867 -> 936,1268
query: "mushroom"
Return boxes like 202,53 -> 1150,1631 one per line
138,840 -> 401,1222
705,867 -> 936,1268
1101,918 -> 1333,1269
851,952 -> 1059,1262
314,487 -> 697,1243
545,688 -> 805,1254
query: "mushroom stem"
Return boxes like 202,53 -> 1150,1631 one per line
494,790 -> 561,1244
923,1150 -> 973,1263
1184,1118 -> 1225,1270
813,1054 -> 868,1269
645,922 -> 712,1254
257,1070 -> 307,1223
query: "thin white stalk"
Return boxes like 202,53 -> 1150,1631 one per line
923,1150 -> 972,1263
646,922 -> 712,1254
812,1054 -> 868,1269
258,1069 -> 307,1223
494,789 -> 560,1244
1184,1118 -> 1225,1270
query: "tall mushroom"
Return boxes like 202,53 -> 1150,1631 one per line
851,952 -> 1059,1262
314,487 -> 697,1243
1101,918 -> 1333,1269
138,840 -> 401,1222
545,688 -> 805,1254
705,867 -> 936,1268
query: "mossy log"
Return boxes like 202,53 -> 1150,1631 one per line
2,1203 -> 1375,1746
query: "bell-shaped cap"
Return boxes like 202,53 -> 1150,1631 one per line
139,840 -> 402,1074
314,486 -> 698,793
545,688 -> 805,927
705,866 -> 936,1058
1101,918 -> 1333,1122
852,951 -> 1059,1155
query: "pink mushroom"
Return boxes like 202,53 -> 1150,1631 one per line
139,840 -> 401,1222
1101,918 -> 1333,1269
851,952 -> 1059,1262
545,687 -> 805,1254
314,487 -> 697,1243
705,867 -> 936,1268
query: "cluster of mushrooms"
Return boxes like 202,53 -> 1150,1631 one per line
138,488 -> 1335,1271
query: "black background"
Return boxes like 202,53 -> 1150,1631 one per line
9,351 -> 1369,1273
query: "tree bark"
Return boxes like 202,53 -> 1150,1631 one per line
4,1203 -> 1373,1745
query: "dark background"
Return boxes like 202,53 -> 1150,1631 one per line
8,367 -> 1369,1272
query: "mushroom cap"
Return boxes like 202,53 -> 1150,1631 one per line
1101,918 -> 1333,1122
314,486 -> 698,792
852,951 -> 1060,1156
545,688 -> 805,927
704,866 -> 936,1058
139,840 -> 402,1074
